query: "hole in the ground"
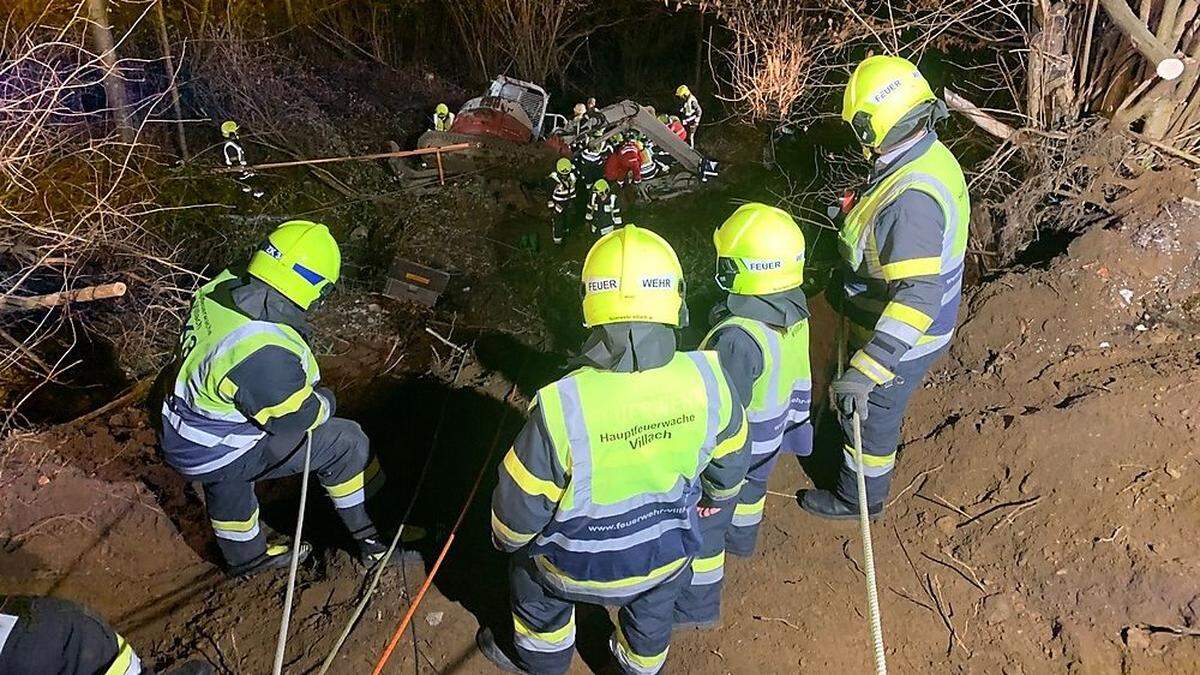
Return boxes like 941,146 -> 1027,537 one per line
1012,228 -> 1083,269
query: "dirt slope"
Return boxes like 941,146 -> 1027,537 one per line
2,213 -> 1199,674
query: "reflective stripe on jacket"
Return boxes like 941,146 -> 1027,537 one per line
161,270 -> 324,475
495,351 -> 748,602
839,139 -> 969,369
703,316 -> 811,456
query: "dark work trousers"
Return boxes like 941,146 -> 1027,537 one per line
0,596 -> 143,675
837,348 -> 946,507
550,202 -> 572,244
509,552 -> 691,675
193,417 -> 383,569
672,506 -> 735,628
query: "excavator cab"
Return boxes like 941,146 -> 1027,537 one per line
451,75 -> 555,143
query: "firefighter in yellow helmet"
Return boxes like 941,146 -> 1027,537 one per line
479,225 -> 751,675
220,120 -> 263,198
547,157 -> 580,245
674,203 -> 812,628
675,85 -> 701,147
159,221 -> 421,576
801,55 -> 969,520
585,179 -> 623,237
432,103 -> 455,132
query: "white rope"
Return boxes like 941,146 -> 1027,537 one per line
852,411 -> 887,675
838,319 -> 887,674
272,431 -> 312,675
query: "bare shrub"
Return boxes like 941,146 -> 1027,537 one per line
447,0 -> 593,85
0,2 -> 193,428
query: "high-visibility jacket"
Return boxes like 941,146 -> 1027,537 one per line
432,112 -> 455,132
838,138 -> 969,381
586,191 -> 623,227
579,137 -> 611,164
160,270 -> 328,476
491,352 -> 749,603
548,169 -> 578,206
680,95 -> 702,126
223,140 -> 245,167
702,316 -> 810,456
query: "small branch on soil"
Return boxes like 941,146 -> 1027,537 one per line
425,327 -> 466,353
916,492 -> 971,518
60,376 -> 155,429
888,586 -> 937,615
2,513 -> 94,550
841,538 -> 865,578
887,464 -> 943,509
1093,525 -> 1125,545
753,615 -> 801,631
921,552 -> 987,594
927,573 -> 971,657
1135,623 -> 1200,637
956,496 -> 1042,529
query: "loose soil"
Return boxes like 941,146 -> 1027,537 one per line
3,166 -> 1200,673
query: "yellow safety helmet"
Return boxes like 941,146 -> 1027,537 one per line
247,220 -> 342,310
593,179 -> 610,193
220,120 -> 239,138
842,55 -> 936,149
581,225 -> 685,327
713,203 -> 805,295
435,103 -> 450,116
556,157 -> 574,173
675,85 -> 691,98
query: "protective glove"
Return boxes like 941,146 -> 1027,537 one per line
830,367 -> 876,421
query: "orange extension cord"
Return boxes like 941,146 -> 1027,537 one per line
371,381 -> 520,675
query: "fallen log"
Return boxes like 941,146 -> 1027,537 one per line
944,88 -> 1019,141
1099,0 -> 1186,80
0,282 -> 127,313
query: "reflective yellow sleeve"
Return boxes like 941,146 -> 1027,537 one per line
502,449 -> 565,502
882,301 -> 934,331
850,350 -> 895,385
712,407 -> 748,459
880,256 -> 941,281
252,384 -> 313,425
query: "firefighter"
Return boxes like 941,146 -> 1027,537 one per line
569,102 -> 588,137
636,140 -> 665,181
585,179 -> 623,237
0,595 -> 210,674
432,103 -> 455,132
547,157 -> 580,245
220,120 -> 262,199
658,114 -> 687,145
801,56 -> 968,519
476,225 -> 751,675
673,203 -> 812,628
675,86 -> 702,147
577,129 -> 612,183
159,221 -> 420,576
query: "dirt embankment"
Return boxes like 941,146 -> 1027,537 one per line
2,205 -> 1199,673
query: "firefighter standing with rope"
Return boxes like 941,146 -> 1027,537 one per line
673,203 -> 812,628
801,56 -> 969,520
158,221 -> 420,576
477,225 -> 751,675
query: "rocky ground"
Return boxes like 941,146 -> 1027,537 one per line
2,194 -> 1198,674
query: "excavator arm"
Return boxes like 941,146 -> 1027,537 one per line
564,100 -> 715,177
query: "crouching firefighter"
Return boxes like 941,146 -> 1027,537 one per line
159,221 -> 417,576
0,595 -> 211,675
477,225 -> 751,675
547,158 -> 579,245
673,203 -> 812,628
800,55 -> 969,519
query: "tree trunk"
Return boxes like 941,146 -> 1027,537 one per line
86,0 -> 134,143
1099,0 -> 1186,79
154,0 -> 188,159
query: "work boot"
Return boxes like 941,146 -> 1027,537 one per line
232,542 -> 311,578
799,489 -> 883,521
357,529 -> 426,570
475,626 -> 529,674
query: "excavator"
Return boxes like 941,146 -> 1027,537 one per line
415,75 -> 718,192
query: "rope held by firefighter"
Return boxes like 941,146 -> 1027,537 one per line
272,431 -> 312,675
